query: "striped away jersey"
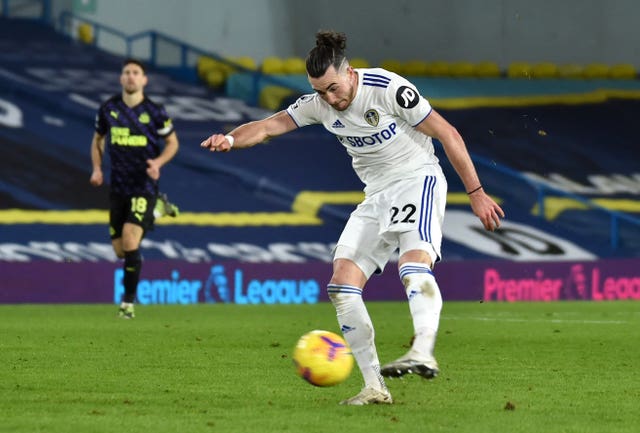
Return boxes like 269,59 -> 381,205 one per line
95,95 -> 174,195
286,67 -> 439,194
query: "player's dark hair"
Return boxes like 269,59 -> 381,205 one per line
306,30 -> 347,78
122,57 -> 146,74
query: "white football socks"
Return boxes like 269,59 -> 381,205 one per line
327,284 -> 387,391
399,262 -> 443,358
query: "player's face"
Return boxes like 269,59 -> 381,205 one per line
309,65 -> 357,111
120,63 -> 147,95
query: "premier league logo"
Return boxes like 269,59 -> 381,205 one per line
203,265 -> 232,303
364,109 -> 379,127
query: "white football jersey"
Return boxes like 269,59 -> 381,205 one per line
286,67 -> 441,194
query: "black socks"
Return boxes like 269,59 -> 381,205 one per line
122,249 -> 142,303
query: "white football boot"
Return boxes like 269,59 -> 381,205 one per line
340,387 -> 393,406
380,350 -> 439,379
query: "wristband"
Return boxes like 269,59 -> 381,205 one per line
467,185 -> 483,195
224,134 -> 235,148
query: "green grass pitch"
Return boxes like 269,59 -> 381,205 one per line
1,301 -> 638,433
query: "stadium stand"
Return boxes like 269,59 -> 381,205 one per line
1,16 -> 640,264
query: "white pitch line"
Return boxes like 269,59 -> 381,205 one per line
443,316 -> 629,324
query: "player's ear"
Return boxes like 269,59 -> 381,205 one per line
345,65 -> 355,77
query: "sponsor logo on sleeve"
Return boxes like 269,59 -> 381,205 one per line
395,86 -> 419,109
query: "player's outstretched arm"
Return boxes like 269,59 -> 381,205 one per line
415,109 -> 505,231
201,110 -> 297,152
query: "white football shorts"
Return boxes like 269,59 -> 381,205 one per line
334,171 -> 448,278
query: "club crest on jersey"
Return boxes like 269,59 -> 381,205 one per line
138,113 -> 150,124
364,109 -> 379,127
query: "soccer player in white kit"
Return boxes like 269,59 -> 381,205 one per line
201,31 -> 504,405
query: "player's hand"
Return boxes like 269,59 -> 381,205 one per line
200,134 -> 233,152
469,190 -> 505,231
146,159 -> 160,180
89,169 -> 103,186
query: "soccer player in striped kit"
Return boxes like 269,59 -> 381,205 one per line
201,31 -> 504,404
90,58 -> 180,319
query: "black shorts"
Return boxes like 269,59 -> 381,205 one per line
109,193 -> 157,239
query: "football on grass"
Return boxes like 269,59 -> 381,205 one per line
292,330 -> 354,387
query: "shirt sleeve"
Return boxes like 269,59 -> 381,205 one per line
286,93 -> 321,127
94,107 -> 108,136
385,73 -> 433,127
156,105 -> 175,137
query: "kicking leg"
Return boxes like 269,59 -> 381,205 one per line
381,260 -> 442,379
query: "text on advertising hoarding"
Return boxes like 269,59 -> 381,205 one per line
483,264 -> 640,302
